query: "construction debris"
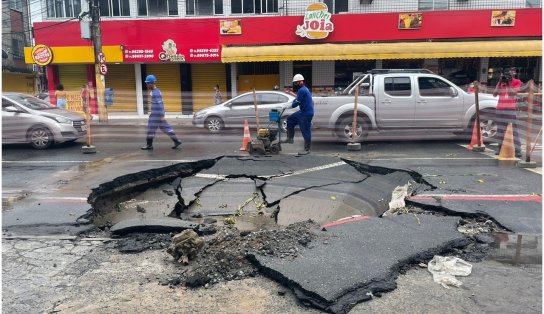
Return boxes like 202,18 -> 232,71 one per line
167,229 -> 204,265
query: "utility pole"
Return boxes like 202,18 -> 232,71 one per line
89,0 -> 108,123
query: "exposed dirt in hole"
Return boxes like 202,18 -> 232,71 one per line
111,220 -> 319,288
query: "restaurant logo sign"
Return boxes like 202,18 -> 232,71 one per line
159,39 -> 185,62
296,3 -> 334,39
31,44 -> 53,66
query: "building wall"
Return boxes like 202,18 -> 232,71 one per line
3,0 -> 34,92
40,0 -> 541,21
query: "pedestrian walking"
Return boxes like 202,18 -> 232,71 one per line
493,67 -> 522,157
281,74 -> 314,155
214,84 -> 222,105
55,84 -> 67,109
141,74 -> 182,150
81,84 -> 92,120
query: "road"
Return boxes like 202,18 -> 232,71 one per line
2,122 -> 542,313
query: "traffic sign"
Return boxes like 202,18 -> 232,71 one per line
99,63 -> 108,75
97,52 -> 106,63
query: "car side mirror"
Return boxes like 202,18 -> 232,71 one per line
5,106 -> 22,113
449,87 -> 458,97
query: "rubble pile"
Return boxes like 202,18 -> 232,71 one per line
169,220 -> 319,287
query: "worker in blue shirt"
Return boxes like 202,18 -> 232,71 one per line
282,74 -> 314,154
141,74 -> 182,150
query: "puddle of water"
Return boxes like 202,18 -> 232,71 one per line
487,232 -> 542,269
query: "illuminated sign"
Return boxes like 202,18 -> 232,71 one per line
31,44 -> 53,66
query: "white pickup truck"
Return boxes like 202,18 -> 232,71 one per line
311,69 -> 498,142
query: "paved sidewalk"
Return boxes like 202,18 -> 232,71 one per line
89,112 -> 193,126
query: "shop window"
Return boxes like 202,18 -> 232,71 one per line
138,0 -> 178,16
186,0 -> 223,15
526,0 -> 541,7
384,77 -> 412,97
99,0 -> 130,17
231,0 -> 278,14
418,0 -> 448,11
46,0 -> 82,18
323,0 -> 348,14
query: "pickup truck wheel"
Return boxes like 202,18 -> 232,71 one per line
467,116 -> 497,143
479,118 -> 498,142
336,116 -> 368,142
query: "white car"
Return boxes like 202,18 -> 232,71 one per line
192,91 -> 297,132
2,93 -> 87,149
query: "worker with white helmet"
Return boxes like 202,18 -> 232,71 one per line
282,74 -> 314,154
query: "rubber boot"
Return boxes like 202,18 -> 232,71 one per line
281,128 -> 294,144
298,140 -> 311,155
171,136 -> 182,149
141,138 -> 153,150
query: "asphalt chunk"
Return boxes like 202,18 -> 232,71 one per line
248,215 -> 468,314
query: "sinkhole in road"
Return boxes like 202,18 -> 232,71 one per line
87,155 -> 431,233
84,155 -> 536,313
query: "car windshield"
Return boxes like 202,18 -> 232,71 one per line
7,94 -> 54,110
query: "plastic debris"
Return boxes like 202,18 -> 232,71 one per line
427,255 -> 472,289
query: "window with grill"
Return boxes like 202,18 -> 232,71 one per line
238,62 -> 279,75
384,77 -> 412,97
11,38 -> 24,59
9,0 -> 23,11
186,0 -> 223,15
418,0 -> 448,11
323,0 -> 348,14
46,0 -> 82,18
231,0 -> 278,14
138,0 -> 178,16
99,0 -> 130,16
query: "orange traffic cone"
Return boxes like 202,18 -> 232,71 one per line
467,123 -> 484,151
240,120 -> 251,151
498,123 -> 516,160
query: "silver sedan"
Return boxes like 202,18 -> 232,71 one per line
2,93 -> 87,149
192,91 -> 297,132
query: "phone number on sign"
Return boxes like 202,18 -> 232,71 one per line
125,54 -> 154,59
190,53 -> 220,58
125,49 -> 154,54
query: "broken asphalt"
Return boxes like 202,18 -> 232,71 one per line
80,153 -> 542,313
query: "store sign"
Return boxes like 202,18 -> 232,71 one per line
31,44 -> 53,66
296,3 -> 334,39
159,39 -> 186,62
123,44 -> 220,63
398,13 -> 422,30
220,20 -> 242,35
491,10 -> 516,27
